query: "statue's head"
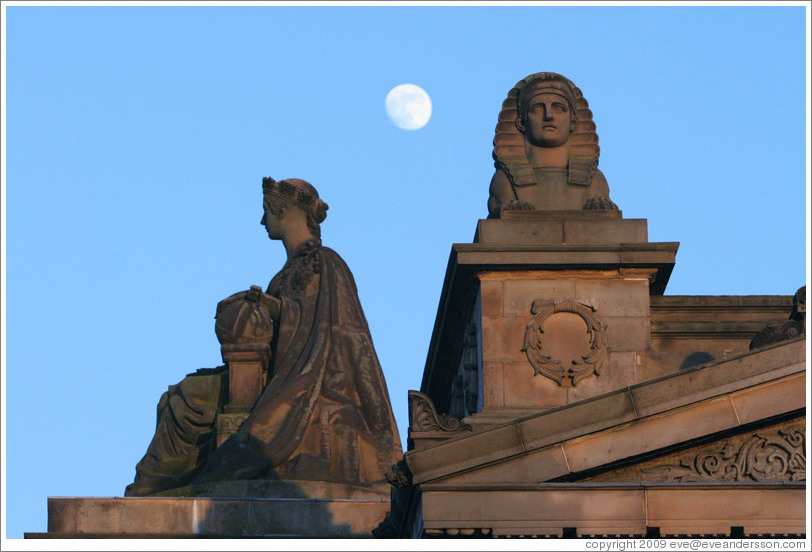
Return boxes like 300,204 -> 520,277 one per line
261,177 -> 329,238
493,72 -> 600,188
516,73 -> 578,148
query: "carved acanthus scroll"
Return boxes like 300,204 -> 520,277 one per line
642,425 -> 806,482
588,421 -> 806,483
408,391 -> 472,433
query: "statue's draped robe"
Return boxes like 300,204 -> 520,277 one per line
125,240 -> 401,496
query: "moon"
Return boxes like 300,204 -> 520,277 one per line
385,84 -> 432,130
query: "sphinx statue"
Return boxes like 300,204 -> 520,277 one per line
488,72 -> 619,217
125,177 -> 402,496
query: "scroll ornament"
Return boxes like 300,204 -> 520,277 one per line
642,425 -> 806,482
408,391 -> 472,433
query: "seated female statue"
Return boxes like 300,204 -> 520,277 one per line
125,177 -> 402,496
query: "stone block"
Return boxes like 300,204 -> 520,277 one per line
603,316 -> 650,352
407,423 -> 524,484
566,351 -> 637,404
730,371 -> 806,424
574,278 -> 650,317
421,486 -> 647,537
562,219 -> 647,244
647,487 -> 806,537
502,278 -> 576,316
475,219 -> 564,244
45,495 -> 390,537
562,396 -> 740,474
517,389 -> 636,452
481,362 -> 504,407
480,316 -> 530,363
479,279 -> 503,318
631,339 -> 805,417
439,445 -> 570,485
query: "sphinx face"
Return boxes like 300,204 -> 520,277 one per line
518,92 -> 573,148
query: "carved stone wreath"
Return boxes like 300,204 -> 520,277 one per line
522,298 -> 607,386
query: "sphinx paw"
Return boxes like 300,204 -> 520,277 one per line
583,196 -> 619,210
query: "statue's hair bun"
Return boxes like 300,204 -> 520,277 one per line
312,199 -> 329,223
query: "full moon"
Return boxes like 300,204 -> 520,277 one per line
385,84 -> 432,130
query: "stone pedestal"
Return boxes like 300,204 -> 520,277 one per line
422,210 -> 678,426
29,480 -> 391,538
215,343 -> 270,447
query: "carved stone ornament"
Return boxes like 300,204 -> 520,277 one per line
750,285 -> 806,350
408,390 -> 472,433
522,298 -> 607,386
639,424 -> 806,483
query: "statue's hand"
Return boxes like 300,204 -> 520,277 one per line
242,286 -> 279,319
583,196 -> 619,211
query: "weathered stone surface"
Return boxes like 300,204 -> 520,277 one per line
474,215 -> 647,245
500,360 -> 569,407
417,484 -> 805,538
730,371 -> 806,424
42,493 -> 390,537
479,278 -> 504,318
566,351 -> 637,404
631,337 -> 805,417
574,277 -> 650,317
500,275 -> 576,316
562,396 -> 741,473
481,362 -> 504,408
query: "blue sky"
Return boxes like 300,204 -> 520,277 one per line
2,2 -> 809,544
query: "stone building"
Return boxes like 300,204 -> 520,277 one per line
377,72 -> 806,539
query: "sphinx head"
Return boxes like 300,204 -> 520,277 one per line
515,73 -> 578,148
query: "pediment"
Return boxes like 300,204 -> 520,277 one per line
406,338 -> 805,486
581,417 -> 805,483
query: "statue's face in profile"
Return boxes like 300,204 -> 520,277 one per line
261,196 -> 283,240
518,92 -> 573,148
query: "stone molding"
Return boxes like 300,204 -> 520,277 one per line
523,297 -> 607,386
